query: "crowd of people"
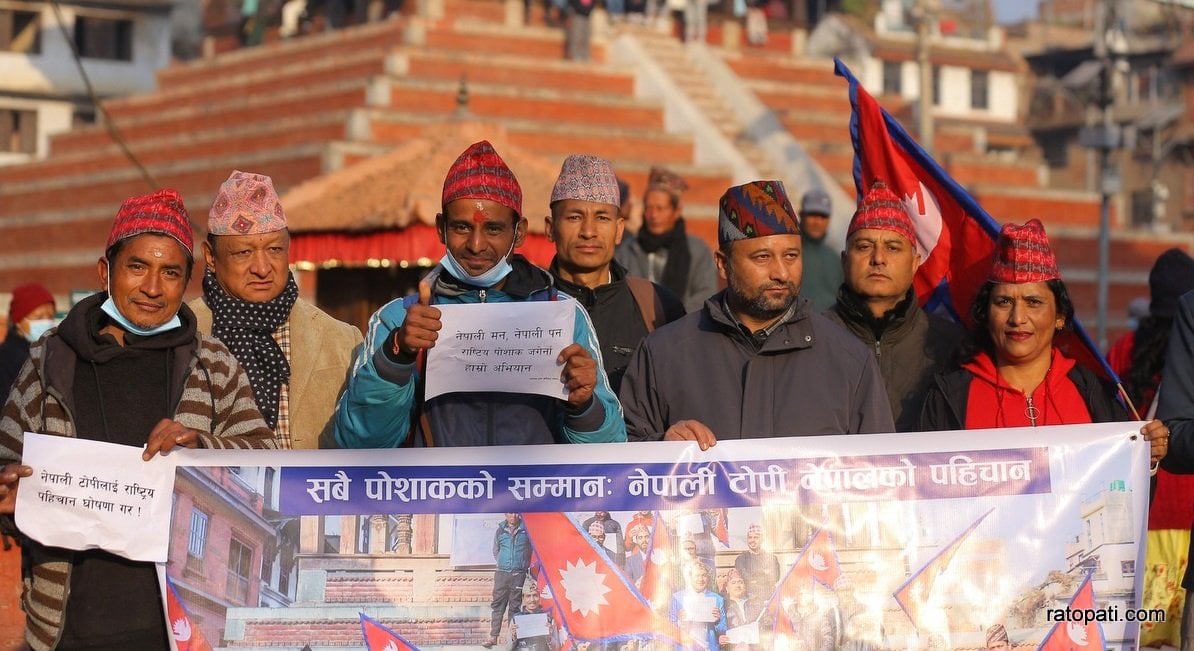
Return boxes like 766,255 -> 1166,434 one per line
0,138 -> 1187,649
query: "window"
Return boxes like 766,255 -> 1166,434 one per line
73,16 -> 132,61
932,66 -> 942,106
1121,559 -> 1136,577
882,60 -> 902,95
0,108 -> 37,155
187,508 -> 209,558
0,10 -> 40,53
227,538 -> 254,603
971,70 -> 989,110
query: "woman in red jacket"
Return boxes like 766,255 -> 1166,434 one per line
920,220 -> 1168,469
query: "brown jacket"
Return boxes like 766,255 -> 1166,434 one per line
190,297 -> 362,449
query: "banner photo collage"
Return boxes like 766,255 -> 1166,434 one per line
161,422 -> 1148,651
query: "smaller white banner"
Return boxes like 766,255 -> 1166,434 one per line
16,432 -> 175,562
426,301 -> 575,400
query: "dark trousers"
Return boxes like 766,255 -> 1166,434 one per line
489,569 -> 528,638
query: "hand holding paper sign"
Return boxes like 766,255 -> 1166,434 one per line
394,281 -> 442,359
0,462 -> 32,514
558,343 -> 597,409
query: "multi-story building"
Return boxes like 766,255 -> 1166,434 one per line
0,0 -> 172,165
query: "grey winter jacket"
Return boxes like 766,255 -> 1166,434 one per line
620,291 -> 894,440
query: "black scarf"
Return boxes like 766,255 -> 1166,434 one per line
635,217 -> 691,300
202,270 -> 298,429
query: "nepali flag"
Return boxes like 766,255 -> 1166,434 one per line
522,512 -> 679,645
834,58 -> 1117,381
893,508 -> 993,628
710,508 -> 730,547
164,576 -> 212,651
638,510 -> 674,606
359,612 -> 421,651
766,527 -> 841,635
1036,572 -> 1105,651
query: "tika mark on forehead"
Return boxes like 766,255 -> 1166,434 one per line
473,201 -> 488,223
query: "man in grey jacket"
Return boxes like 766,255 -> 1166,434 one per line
620,181 -> 894,447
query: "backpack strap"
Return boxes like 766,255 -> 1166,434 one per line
625,276 -> 665,333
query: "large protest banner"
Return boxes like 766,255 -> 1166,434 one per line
163,423 -> 1150,650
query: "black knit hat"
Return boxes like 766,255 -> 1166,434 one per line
1149,248 -> 1194,319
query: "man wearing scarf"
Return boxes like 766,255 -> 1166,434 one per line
191,171 -> 363,449
615,166 -> 718,313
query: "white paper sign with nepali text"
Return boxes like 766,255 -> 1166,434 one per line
15,432 -> 175,562
426,300 -> 575,400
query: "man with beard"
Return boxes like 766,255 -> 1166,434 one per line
733,524 -> 779,602
615,166 -> 718,313
620,181 -> 892,446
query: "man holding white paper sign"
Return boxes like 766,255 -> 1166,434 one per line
333,140 -> 625,448
0,190 -> 275,651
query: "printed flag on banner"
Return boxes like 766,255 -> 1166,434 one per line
639,511 -> 673,606
893,508 -> 994,628
164,576 -> 212,651
1036,572 -> 1105,651
360,612 -> 421,651
532,551 -> 575,648
833,58 -> 1117,382
710,508 -> 730,547
522,511 -> 679,644
766,527 -> 842,636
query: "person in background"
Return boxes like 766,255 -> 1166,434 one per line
564,0 -> 595,61
1106,248 -> 1194,648
669,561 -> 726,649
733,523 -> 778,602
192,170 -> 362,449
510,579 -> 556,651
0,283 -> 55,398
616,166 -> 718,313
487,513 -> 532,648
581,510 -> 626,567
796,187 -> 840,312
721,569 -> 763,651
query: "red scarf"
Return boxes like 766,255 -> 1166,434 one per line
962,348 -> 1091,429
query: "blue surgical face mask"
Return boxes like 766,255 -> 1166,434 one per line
24,319 -> 56,342
438,223 -> 518,288
99,262 -> 182,337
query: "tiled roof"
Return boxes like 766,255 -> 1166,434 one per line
281,121 -> 561,235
